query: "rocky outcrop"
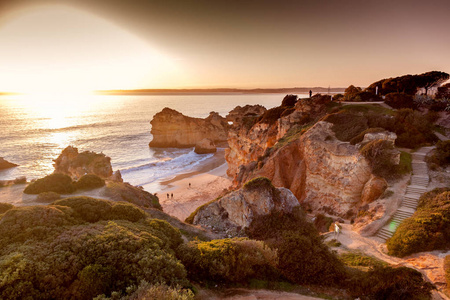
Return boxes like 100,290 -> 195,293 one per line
194,138 -> 217,154
225,96 -> 331,177
361,131 -> 397,146
149,108 -> 229,148
192,177 -> 299,237
53,146 -> 121,181
234,121 -> 375,216
0,158 -> 18,170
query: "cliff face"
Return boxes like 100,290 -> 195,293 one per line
53,146 -> 121,181
225,96 -> 330,177
233,121 -> 377,216
193,178 -> 299,237
149,108 -> 229,148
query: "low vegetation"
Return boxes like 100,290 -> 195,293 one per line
427,140 -> 450,169
387,188 -> 450,257
23,173 -> 75,194
36,191 -> 61,203
0,197 -> 188,300
360,140 -> 412,180
74,174 -> 105,190
0,203 -> 14,214
103,182 -> 162,210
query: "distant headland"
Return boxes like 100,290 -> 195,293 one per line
95,87 -> 346,95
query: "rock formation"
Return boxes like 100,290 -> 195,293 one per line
0,158 -> 18,170
53,146 -> 121,181
192,177 -> 299,237
149,108 -> 229,148
194,138 -> 217,154
225,95 -> 331,177
232,121 -> 377,216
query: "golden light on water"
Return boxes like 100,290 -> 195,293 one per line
0,5 -> 181,94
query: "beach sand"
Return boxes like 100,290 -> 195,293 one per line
154,162 -> 232,222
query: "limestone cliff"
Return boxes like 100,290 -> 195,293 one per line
149,108 -> 229,148
53,146 -> 121,181
233,121 -> 378,216
192,177 -> 299,237
225,95 -> 331,177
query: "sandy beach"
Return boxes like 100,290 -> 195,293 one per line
154,162 -> 232,222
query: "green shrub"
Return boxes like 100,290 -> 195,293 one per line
95,282 -> 194,300
360,140 -> 398,179
385,92 -> 416,109
104,182 -> 162,210
177,238 -> 278,283
243,176 -> 274,190
23,173 -> 75,194
349,127 -> 385,145
339,251 -> 386,268
75,174 -> 105,190
0,200 -> 187,300
322,112 -> 368,142
36,191 -> 61,203
54,196 -> 147,223
387,189 -> 450,257
0,203 -> 14,214
313,213 -> 333,233
246,207 -> 345,286
427,140 -> 450,168
348,266 -> 434,299
393,109 -> 437,148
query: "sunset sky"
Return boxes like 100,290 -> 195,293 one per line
0,0 -> 449,92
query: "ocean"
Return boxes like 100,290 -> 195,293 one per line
0,93 -> 307,191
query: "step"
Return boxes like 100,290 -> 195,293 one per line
406,185 -> 427,191
402,203 -> 418,209
404,194 -> 420,200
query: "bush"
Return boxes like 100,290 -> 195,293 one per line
387,189 -> 450,257
0,203 -> 14,214
257,106 -> 294,125
281,94 -> 297,107
385,92 -> 416,109
393,109 -> 437,148
246,207 -> 345,286
427,140 -> 450,168
75,174 -> 105,190
177,238 -> 278,284
313,213 -> 333,233
0,199 -> 187,299
95,282 -> 194,300
322,112 -> 368,142
36,191 -> 61,203
348,266 -> 434,299
23,173 -> 75,194
54,196 -> 146,223
104,182 -> 162,210
360,140 -> 400,179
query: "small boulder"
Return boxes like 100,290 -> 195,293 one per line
0,158 -> 18,170
194,138 -> 217,154
361,175 -> 388,204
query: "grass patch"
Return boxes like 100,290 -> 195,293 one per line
272,124 -> 312,151
340,104 -> 394,116
339,251 -> 387,269
326,239 -> 341,248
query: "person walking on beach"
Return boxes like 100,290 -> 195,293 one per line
309,90 -> 312,98
167,193 -> 169,199
171,193 -> 173,199
189,183 -> 191,188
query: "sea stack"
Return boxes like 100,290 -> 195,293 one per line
149,108 -> 229,148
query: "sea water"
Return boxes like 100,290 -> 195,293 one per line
0,93 -> 307,190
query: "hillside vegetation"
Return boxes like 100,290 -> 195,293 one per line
387,188 -> 450,257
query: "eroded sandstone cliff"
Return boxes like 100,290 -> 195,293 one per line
53,146 -> 122,181
234,121 -> 377,216
149,108 -> 229,147
192,177 -> 299,237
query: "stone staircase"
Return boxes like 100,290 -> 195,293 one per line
375,147 -> 433,242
